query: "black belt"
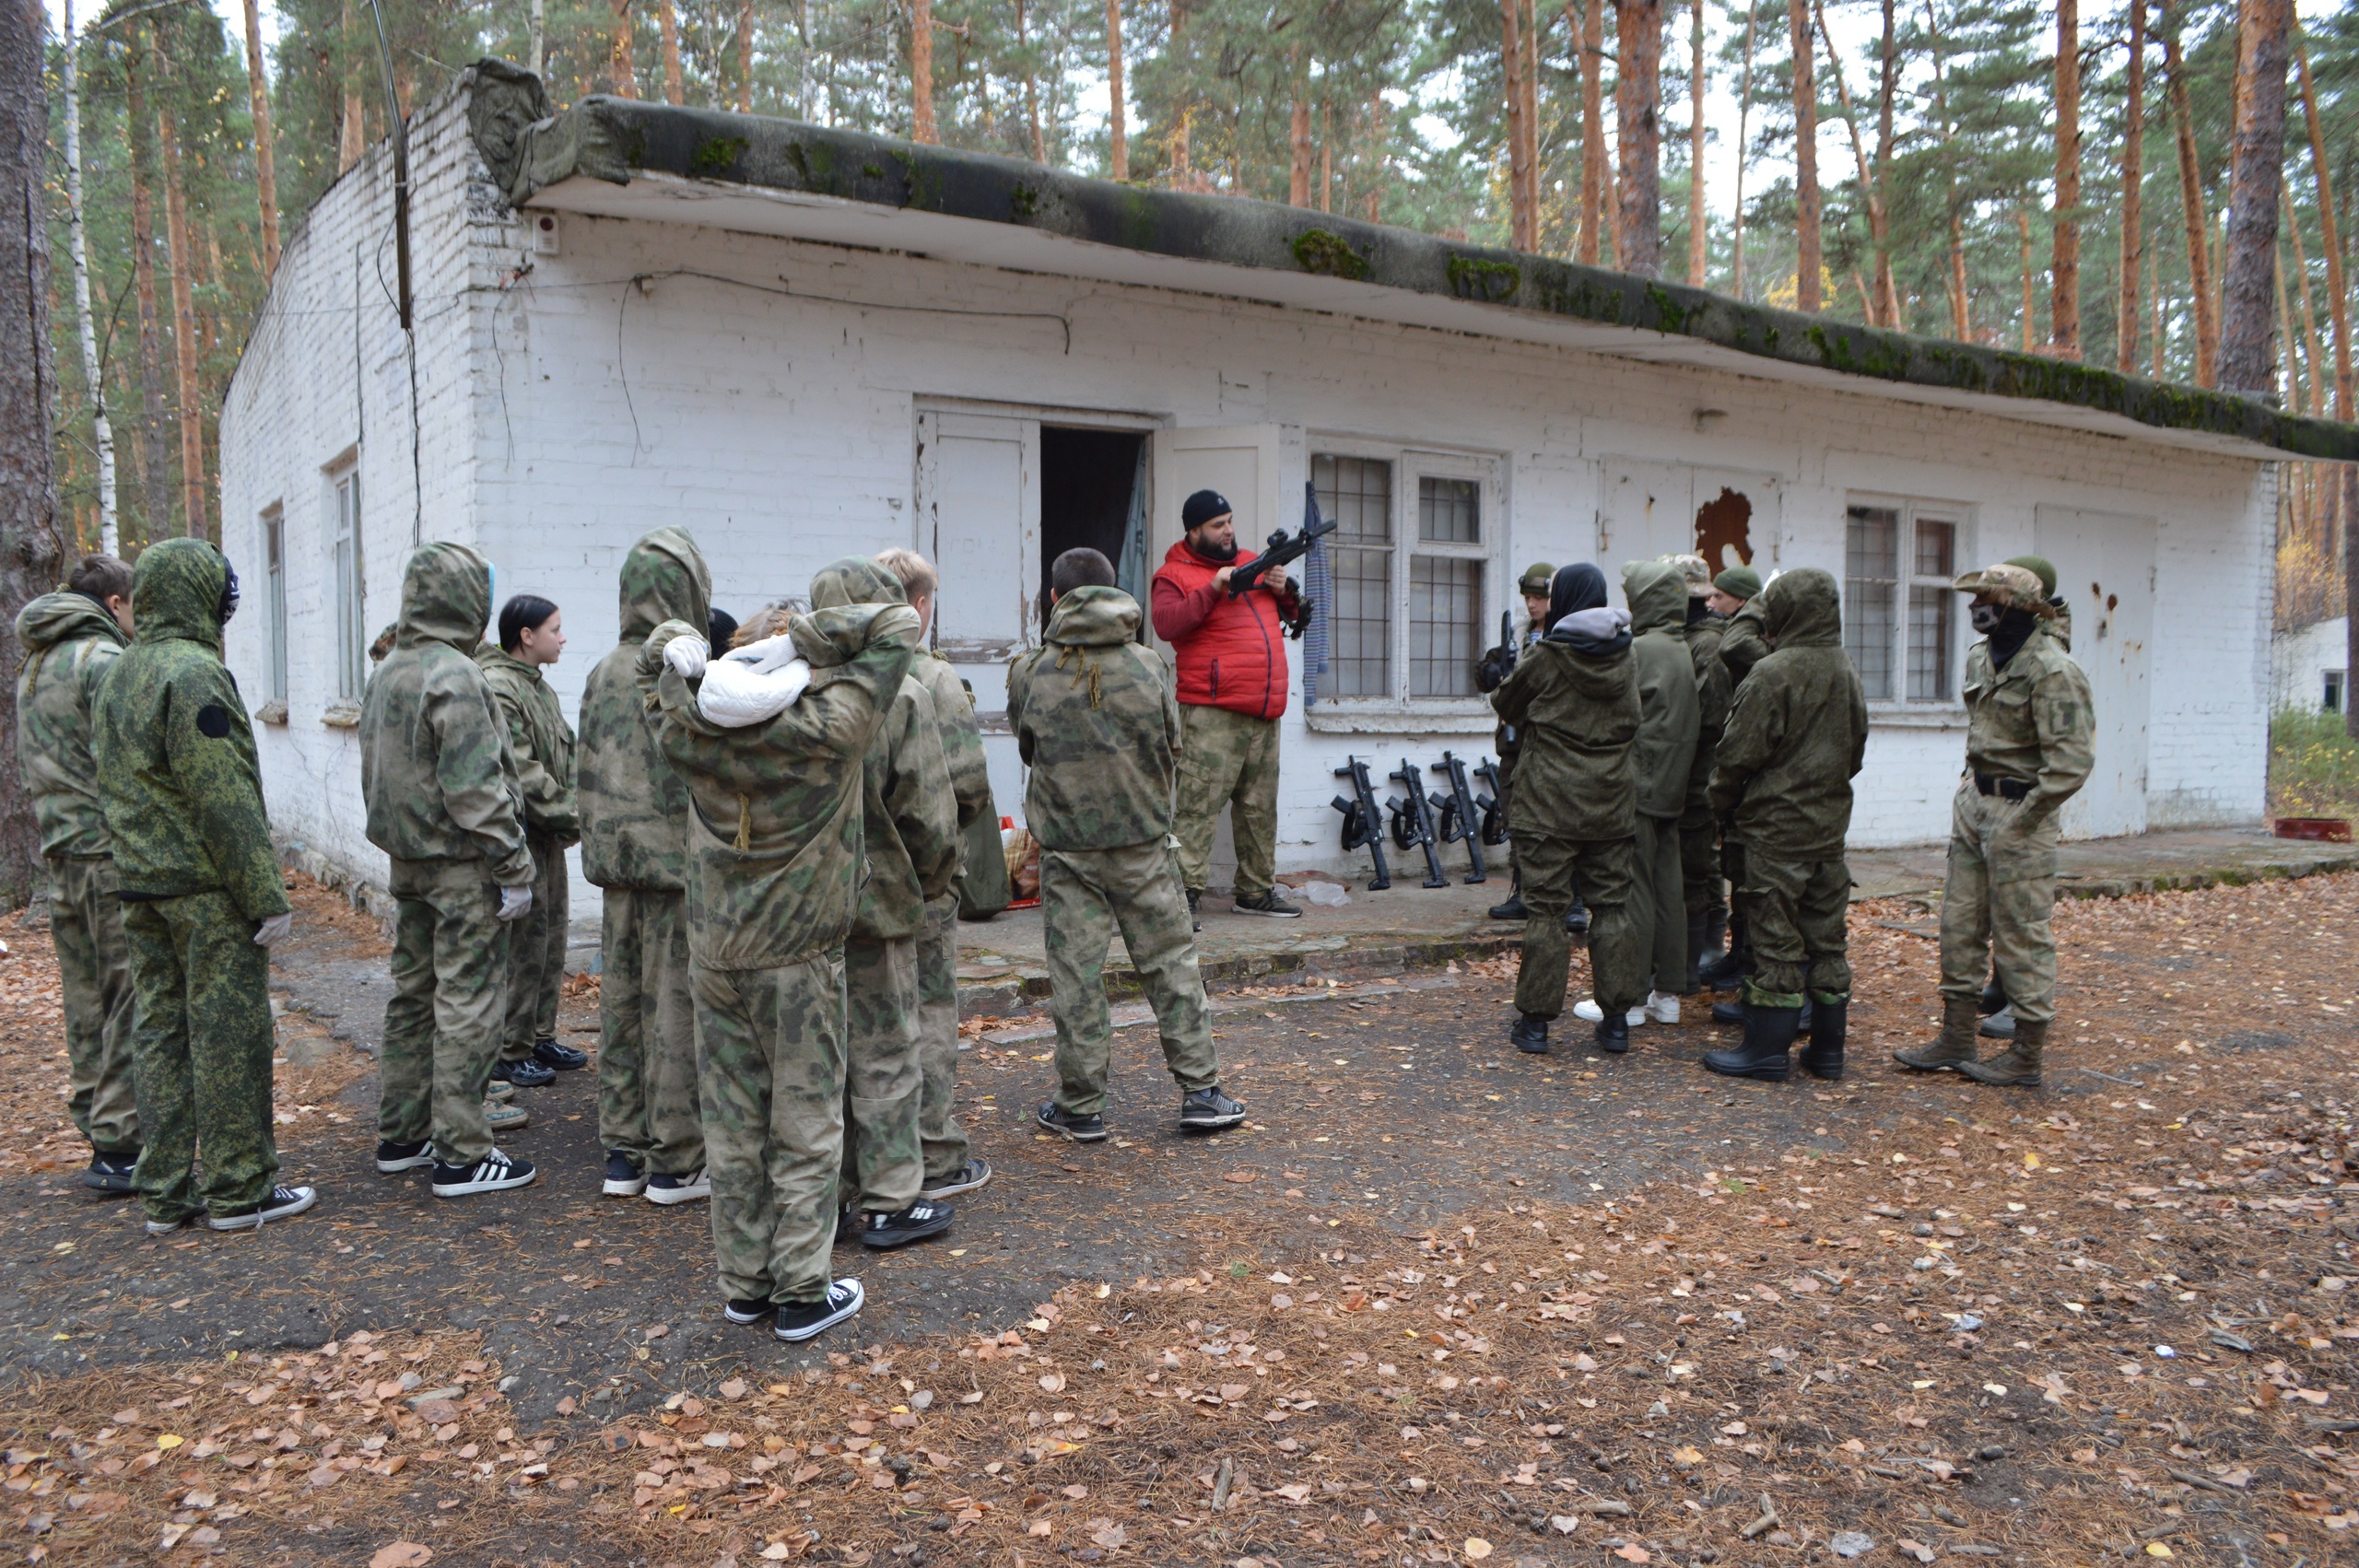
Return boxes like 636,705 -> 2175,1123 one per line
1973,774 -> 2031,802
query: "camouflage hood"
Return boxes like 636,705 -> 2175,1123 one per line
15,591 -> 123,657
395,543 -> 492,654
1042,585 -> 1142,648
13,591 -> 128,859
1622,559 -> 1689,638
132,538 -> 231,653
1757,568 -> 1842,649
618,528 -> 710,643
807,556 -> 907,614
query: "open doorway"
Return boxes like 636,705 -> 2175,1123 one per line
1039,427 -> 1148,614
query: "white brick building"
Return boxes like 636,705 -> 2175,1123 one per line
219,64 -> 2356,913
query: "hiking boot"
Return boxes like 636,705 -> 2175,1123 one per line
1037,1101 -> 1107,1142
723,1298 -> 775,1326
646,1167 -> 711,1206
1978,1004 -> 2017,1040
1232,889 -> 1302,919
1683,912 -> 1708,993
1488,883 -> 1527,921
1800,998 -> 1847,1080
1595,1012 -> 1631,1054
921,1158 -> 993,1200
1564,899 -> 1590,935
602,1152 -> 647,1197
1893,995 -> 1980,1072
208,1185 -> 319,1231
859,1199 -> 956,1249
491,1057 -> 556,1089
1575,997 -> 1645,1026
773,1279 -> 864,1343
484,1098 -> 530,1134
532,1037 -> 589,1071
1643,991 -> 1681,1025
1978,974 -> 2008,1015
375,1139 -> 437,1174
1187,890 -> 1202,932
1957,1018 -> 2046,1087
1702,1005 -> 1800,1082
430,1149 -> 538,1198
485,1079 -> 518,1105
1509,1014 -> 1550,1054
1180,1087 -> 1247,1131
84,1150 -> 138,1194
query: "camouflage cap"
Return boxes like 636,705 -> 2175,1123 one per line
1954,561 -> 2054,613
1517,563 -> 1556,596
1665,552 -> 1713,596
1713,566 -> 1762,601
2003,554 -> 2059,597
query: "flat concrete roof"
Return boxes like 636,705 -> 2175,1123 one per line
465,60 -> 2359,466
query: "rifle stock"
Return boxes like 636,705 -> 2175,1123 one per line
1473,756 -> 1509,846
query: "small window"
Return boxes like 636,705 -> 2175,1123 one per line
263,508 -> 288,705
2327,670 -> 2346,715
1845,497 -> 1966,704
329,467 -> 365,702
1313,450 -> 1497,704
1316,454 -> 1394,699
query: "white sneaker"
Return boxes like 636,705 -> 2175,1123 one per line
1644,991 -> 1681,1024
430,1148 -> 538,1198
645,1166 -> 711,1206
1573,998 -> 1647,1026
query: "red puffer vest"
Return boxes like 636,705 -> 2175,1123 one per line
1149,539 -> 1296,720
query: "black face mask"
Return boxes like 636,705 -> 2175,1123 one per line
1189,531 -> 1238,564
1983,603 -> 2038,669
218,565 -> 241,626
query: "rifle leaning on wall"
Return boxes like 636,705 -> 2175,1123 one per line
1331,755 -> 1393,890
1386,757 -> 1449,889
1473,756 -> 1509,846
1427,752 -> 1489,883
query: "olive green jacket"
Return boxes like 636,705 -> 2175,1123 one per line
1007,587 -> 1180,853
1682,609 -> 1732,806
580,528 -> 710,891
1490,635 -> 1642,843
1962,622 -> 2095,823
476,643 -> 580,843
1707,569 -> 1869,861
1625,560 -> 1702,820
14,591 -> 127,859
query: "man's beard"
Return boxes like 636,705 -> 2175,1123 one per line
1191,532 -> 1238,563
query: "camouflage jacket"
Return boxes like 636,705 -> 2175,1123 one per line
1720,595 -> 1770,691
14,591 -> 127,858
910,648 -> 994,836
1491,634 -> 1641,843
358,543 -> 532,884
638,602 -> 919,971
1962,622 -> 2095,821
810,558 -> 958,941
1007,587 -> 1179,852
581,529 -> 709,891
476,642 -> 580,843
90,540 -> 288,919
1708,570 -> 1869,861
1682,608 -> 1732,795
1625,561 -> 1702,820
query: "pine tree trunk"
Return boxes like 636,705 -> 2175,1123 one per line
58,0 -> 116,554
2286,183 -> 2324,415
1576,0 -> 1605,264
2217,0 -> 2287,394
1105,0 -> 1126,178
1872,0 -> 1898,323
1688,0 -> 1707,284
158,109 -> 205,540
1787,0 -> 1818,310
659,0 -> 684,104
2118,0 -> 2144,373
1813,0 -> 1886,323
912,0 -> 936,141
1320,102 -> 1332,212
1502,0 -> 1532,248
1520,0 -> 1541,235
612,0 -> 640,99
530,0 -> 545,76
2162,29 -> 2216,385
238,0 -> 278,275
1017,0 -> 1043,164
126,39 -> 173,537
1168,0 -> 1189,177
2018,208 -> 2036,350
1290,86 -> 1312,208
2296,32 -> 2351,419
1614,0 -> 1663,275
339,0 -> 366,170
1732,0 -> 1755,297
0,0 -> 64,904
734,0 -> 752,111
2050,0 -> 2080,356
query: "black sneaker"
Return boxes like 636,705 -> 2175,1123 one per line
532,1037 -> 590,1071
723,1297 -> 776,1326
376,1139 -> 437,1174
1179,1087 -> 1247,1130
1036,1101 -> 1107,1142
1487,892 -> 1527,921
430,1149 -> 538,1198
84,1150 -> 138,1194
1509,1014 -> 1550,1054
1231,890 -> 1302,919
645,1167 -> 710,1206
921,1157 -> 993,1200
774,1279 -> 865,1342
1595,1013 -> 1631,1054
208,1185 -> 318,1231
602,1152 -> 647,1197
860,1199 -> 956,1249
491,1058 -> 556,1089
1187,890 -> 1202,932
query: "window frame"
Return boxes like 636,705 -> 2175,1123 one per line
261,504 -> 288,716
1843,492 -> 1971,710
325,459 -> 366,709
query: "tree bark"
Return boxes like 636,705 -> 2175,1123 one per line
1813,0 -> 1885,323
2162,26 -> 2215,385
1521,0 -> 1542,238
530,0 -> 545,76
2018,207 -> 2036,350
2118,0 -> 2144,373
1787,0 -> 1819,310
611,0 -> 639,99
1732,0 -> 1755,297
1872,0 -> 1898,323
2296,31 -> 2351,420
1502,0 -> 1532,247
1614,0 -> 1663,275
1105,0 -> 1127,178
734,0 -> 752,111
158,108 -> 205,540
236,0 -> 279,275
2216,0 -> 2287,394
2285,181 -> 2324,415
1575,0 -> 1606,264
1,0 -> 65,904
912,0 -> 936,141
1017,0 -> 1043,164
58,0 -> 116,554
339,0 -> 366,170
1320,102 -> 1332,212
1168,0 -> 1189,178
2050,0 -> 2080,356
126,35 -> 172,537
1688,0 -> 1707,283
1290,85 -> 1312,208
658,0 -> 684,104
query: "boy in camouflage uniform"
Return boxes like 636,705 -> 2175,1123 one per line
360,544 -> 540,1199
635,575 -> 918,1341
1013,549 -> 1246,1141
1895,562 -> 2094,1087
93,539 -> 312,1233
1668,554 -> 1733,990
804,560 -> 959,1247
16,556 -> 141,1193
580,529 -> 711,1203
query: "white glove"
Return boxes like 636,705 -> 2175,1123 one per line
253,912 -> 293,948
722,632 -> 801,674
698,652 -> 814,728
497,884 -> 534,922
663,635 -> 710,679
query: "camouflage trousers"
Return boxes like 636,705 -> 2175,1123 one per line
838,933 -> 922,1214
381,858 -> 511,1168
691,951 -> 846,1305
1678,775 -> 1724,922
916,893 -> 969,1185
1938,784 -> 2061,1024
1173,705 -> 1280,902
1739,854 -> 1854,1008
49,855 -> 140,1154
499,833 -> 570,1063
1044,840 -> 1220,1117
1629,814 -> 1687,995
123,891 -> 277,1223
596,887 -> 705,1177
1514,834 -> 1643,1021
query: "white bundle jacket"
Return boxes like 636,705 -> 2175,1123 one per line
695,634 -> 813,728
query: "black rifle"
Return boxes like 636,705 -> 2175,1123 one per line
1427,752 -> 1489,883
1227,482 -> 1338,638
1473,756 -> 1509,846
1331,756 -> 1392,890
1386,757 -> 1449,889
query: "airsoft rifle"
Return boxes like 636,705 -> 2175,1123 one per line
1473,756 -> 1509,846
1387,757 -> 1450,889
1226,482 -> 1337,639
1331,756 -> 1392,890
1427,752 -> 1488,883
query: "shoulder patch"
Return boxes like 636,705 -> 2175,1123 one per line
196,704 -> 233,739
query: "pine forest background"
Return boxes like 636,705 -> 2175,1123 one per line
35,0 -> 2359,629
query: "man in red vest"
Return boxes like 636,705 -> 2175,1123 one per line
1151,489 -> 1304,929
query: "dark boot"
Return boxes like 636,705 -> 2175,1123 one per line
1893,994 -> 1979,1072
1796,997 -> 1815,1036
1595,1012 -> 1630,1054
1978,971 -> 2007,1015
1489,865 -> 1526,922
1698,907 -> 1728,965
1702,1004 -> 1799,1082
1978,1004 -> 2017,1040
1711,997 -> 1744,1024
1701,909 -> 1749,989
1682,912 -> 1708,994
1510,1013 -> 1550,1054
1957,1018 -> 2045,1087
1564,898 -> 1590,935
1800,998 -> 1847,1080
